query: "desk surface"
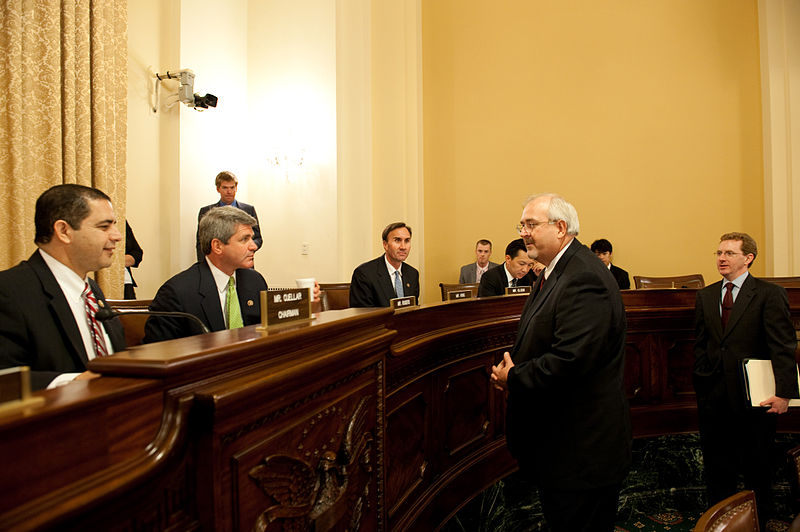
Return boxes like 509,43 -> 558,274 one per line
1,289 -> 799,531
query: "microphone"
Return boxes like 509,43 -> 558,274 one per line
95,306 -> 211,334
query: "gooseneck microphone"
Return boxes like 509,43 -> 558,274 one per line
95,306 -> 211,334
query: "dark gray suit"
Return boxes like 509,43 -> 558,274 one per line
0,250 -> 126,390
144,260 -> 267,343
694,274 -> 798,514
459,261 -> 500,284
609,264 -> 630,290
196,200 -> 262,262
349,256 -> 420,308
506,239 -> 630,530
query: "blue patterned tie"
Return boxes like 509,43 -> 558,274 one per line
394,270 -> 404,297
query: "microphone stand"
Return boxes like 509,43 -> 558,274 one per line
96,307 -> 211,334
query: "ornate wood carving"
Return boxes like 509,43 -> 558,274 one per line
1,292 -> 799,531
248,397 -> 375,531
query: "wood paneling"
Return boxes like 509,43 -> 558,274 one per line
1,290 -> 799,531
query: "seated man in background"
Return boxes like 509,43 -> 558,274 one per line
591,238 -> 630,289
0,184 -> 126,390
478,238 -> 542,297
349,222 -> 420,307
459,239 -> 500,284
144,206 -> 267,343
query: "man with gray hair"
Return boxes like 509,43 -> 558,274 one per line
144,206 -> 267,343
491,193 -> 631,531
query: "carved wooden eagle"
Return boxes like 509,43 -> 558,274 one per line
249,397 -> 373,531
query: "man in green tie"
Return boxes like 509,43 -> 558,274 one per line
144,206 -> 267,343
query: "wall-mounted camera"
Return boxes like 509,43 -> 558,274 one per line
154,69 -> 218,111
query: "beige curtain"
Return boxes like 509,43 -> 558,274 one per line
0,0 -> 127,297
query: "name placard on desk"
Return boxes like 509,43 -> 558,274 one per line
391,296 -> 417,309
259,288 -> 313,328
505,286 -> 531,295
447,290 -> 473,301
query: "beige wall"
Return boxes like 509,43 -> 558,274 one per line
422,0 -> 767,298
126,0 -> 799,302
126,0 -> 179,299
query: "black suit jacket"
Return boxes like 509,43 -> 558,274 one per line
477,263 -> 535,298
459,261 -> 500,284
349,256 -> 420,308
506,239 -> 631,490
125,221 -> 143,289
195,201 -> 263,262
694,274 -> 799,410
609,264 -> 630,290
143,260 -> 268,343
0,250 -> 126,390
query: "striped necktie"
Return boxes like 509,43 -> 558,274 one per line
82,282 -> 108,357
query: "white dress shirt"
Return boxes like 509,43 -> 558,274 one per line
39,249 -> 114,388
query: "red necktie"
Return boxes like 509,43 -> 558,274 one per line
82,282 -> 108,357
721,282 -> 734,329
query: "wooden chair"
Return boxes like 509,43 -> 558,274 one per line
107,299 -> 152,347
319,283 -> 351,311
438,283 -> 480,301
693,490 -> 759,532
633,274 -> 705,289
762,277 -> 800,288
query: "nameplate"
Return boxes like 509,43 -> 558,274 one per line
0,367 -> 45,417
391,296 -> 417,309
505,286 -> 531,295
447,290 -> 473,301
259,288 -> 313,328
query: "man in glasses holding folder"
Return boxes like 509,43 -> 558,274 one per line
693,232 -> 798,525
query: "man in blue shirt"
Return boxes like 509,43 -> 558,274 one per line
196,170 -> 262,262
693,232 -> 798,525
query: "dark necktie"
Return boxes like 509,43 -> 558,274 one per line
721,282 -> 734,329
533,273 -> 546,297
82,282 -> 108,357
511,278 -> 518,287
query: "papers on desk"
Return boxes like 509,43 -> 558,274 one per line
741,358 -> 800,407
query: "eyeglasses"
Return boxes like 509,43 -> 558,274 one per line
516,220 -> 554,233
714,251 -> 744,258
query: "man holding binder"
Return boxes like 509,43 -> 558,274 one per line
693,232 -> 798,523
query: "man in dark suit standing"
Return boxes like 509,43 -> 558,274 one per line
459,239 -> 500,284
478,238 -> 541,297
195,170 -> 262,262
491,193 -> 631,532
0,184 -> 126,390
693,232 -> 798,523
145,206 -> 267,343
349,222 -> 420,307
590,238 -> 630,289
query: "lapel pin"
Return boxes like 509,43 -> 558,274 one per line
247,300 -> 254,306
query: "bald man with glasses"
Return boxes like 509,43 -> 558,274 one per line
693,232 -> 798,526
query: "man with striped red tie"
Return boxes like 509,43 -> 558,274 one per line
0,184 -> 126,390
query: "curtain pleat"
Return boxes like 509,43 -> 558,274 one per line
0,0 -> 127,297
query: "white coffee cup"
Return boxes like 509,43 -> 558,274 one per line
295,278 -> 316,298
